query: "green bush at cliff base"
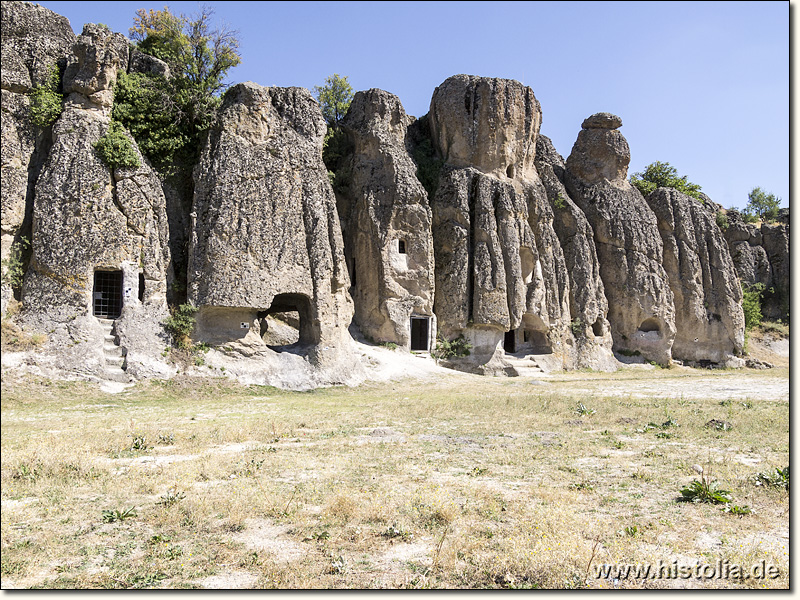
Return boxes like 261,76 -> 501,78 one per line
94,122 -> 141,169
163,303 -> 197,348
432,334 -> 472,361
741,282 -> 765,330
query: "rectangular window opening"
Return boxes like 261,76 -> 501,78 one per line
93,270 -> 123,319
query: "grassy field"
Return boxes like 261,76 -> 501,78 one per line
0,366 -> 789,589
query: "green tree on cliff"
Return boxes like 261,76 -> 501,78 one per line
742,187 -> 780,223
112,6 -> 241,170
630,161 -> 703,201
314,73 -> 354,128
314,74 -> 354,191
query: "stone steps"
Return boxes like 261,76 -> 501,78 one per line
503,354 -> 545,377
97,318 -> 130,381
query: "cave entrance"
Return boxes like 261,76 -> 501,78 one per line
93,270 -> 123,319
638,318 -> 661,334
410,316 -> 430,351
504,330 -> 516,353
259,293 -> 316,351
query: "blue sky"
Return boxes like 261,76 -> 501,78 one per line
37,1 -> 789,210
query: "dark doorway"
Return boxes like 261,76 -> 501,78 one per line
93,270 -> 123,319
138,273 -> 145,302
410,317 -> 429,351
504,330 -> 516,353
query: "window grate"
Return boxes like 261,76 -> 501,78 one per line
93,270 -> 123,319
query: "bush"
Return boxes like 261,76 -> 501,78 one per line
715,211 -> 729,231
432,334 -> 472,362
94,121 -> 141,169
741,282 -> 765,330
28,65 -> 63,128
630,161 -> 703,201
743,187 -> 780,223
1,237 -> 29,290
163,303 -> 197,348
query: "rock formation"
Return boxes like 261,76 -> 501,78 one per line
1,1 -> 75,315
645,188 -> 745,364
189,82 -> 360,382
565,113 -> 677,365
429,75 -> 576,373
339,89 -> 435,350
535,135 -> 616,370
0,1 -> 764,387
723,209 -> 789,320
21,22 -> 173,379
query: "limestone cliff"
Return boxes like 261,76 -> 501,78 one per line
21,23 -> 172,379
565,113 -> 677,365
645,187 -> 745,364
429,75 -> 574,373
0,0 -> 764,386
340,89 -> 435,350
1,0 -> 75,315
189,82 -> 360,382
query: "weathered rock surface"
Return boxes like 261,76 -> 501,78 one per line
1,1 -> 75,315
722,209 -> 789,321
21,23 -> 172,379
429,74 -> 540,180
429,76 -> 574,373
340,88 -> 435,349
565,113 -> 676,365
535,135 -> 616,370
645,187 -> 745,364
189,82 -> 362,382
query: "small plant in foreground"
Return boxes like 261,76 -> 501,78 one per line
754,466 -> 789,490
721,504 -> 752,517
102,507 -> 137,523
679,470 -> 732,504
381,523 -> 412,541
130,434 -> 151,451
575,402 -> 595,416
157,488 -> 186,507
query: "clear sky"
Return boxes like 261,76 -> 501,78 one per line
36,1 -> 789,210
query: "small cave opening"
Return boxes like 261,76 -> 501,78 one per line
506,164 -> 515,179
258,293 -> 316,351
138,273 -> 145,302
504,330 -> 516,353
592,318 -> 604,337
398,239 -> 407,254
637,318 -> 661,334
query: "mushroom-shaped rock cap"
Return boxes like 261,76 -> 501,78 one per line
581,112 -> 622,130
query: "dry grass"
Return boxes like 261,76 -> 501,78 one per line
0,365 -> 789,589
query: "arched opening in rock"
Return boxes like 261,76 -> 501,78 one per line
506,164 -> 515,179
259,293 -> 316,351
592,318 -> 604,337
520,247 -> 534,285
93,269 -> 123,319
638,318 -> 661,334
398,239 -> 407,254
